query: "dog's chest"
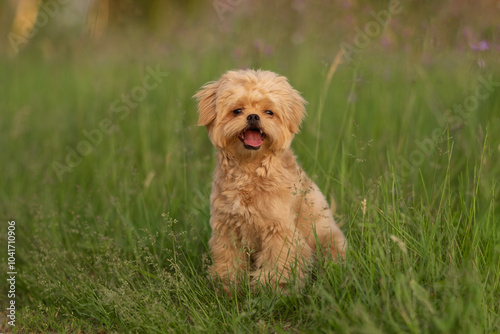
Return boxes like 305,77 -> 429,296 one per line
211,151 -> 304,237
215,172 -> 293,224
222,178 -> 271,216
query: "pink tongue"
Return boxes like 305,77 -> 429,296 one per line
244,130 -> 263,147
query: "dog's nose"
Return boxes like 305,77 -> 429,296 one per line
247,114 -> 260,121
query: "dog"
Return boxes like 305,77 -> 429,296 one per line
194,69 -> 347,293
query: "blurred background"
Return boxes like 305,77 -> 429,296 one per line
1,0 -> 499,63
2,0 -> 499,201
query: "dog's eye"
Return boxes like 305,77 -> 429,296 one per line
233,109 -> 243,115
265,110 -> 274,116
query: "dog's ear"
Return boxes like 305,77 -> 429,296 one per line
193,80 -> 219,127
286,88 -> 307,134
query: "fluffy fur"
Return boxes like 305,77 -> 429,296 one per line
194,69 -> 347,293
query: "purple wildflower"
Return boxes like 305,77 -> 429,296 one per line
470,40 -> 489,51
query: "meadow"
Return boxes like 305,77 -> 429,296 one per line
1,1 -> 500,333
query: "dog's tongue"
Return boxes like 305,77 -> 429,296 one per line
244,130 -> 263,147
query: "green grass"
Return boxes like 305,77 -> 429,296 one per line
1,23 -> 500,333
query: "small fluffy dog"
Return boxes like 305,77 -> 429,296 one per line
194,69 -> 346,292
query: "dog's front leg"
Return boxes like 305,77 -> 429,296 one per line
251,225 -> 313,289
208,229 -> 250,294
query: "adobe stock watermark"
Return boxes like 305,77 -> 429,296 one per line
395,74 -> 499,179
340,0 -> 403,64
8,0 -> 71,54
213,0 -> 246,21
363,73 -> 499,206
6,220 -> 17,328
51,65 -> 169,181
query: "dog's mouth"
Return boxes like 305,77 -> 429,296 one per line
238,128 -> 266,150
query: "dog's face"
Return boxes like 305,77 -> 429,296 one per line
194,70 -> 306,155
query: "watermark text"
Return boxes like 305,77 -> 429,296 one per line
6,220 -> 17,327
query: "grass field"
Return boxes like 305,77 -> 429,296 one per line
1,1 -> 500,333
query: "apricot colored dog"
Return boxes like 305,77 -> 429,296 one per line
194,69 -> 346,292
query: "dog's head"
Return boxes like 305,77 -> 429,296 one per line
194,69 -> 306,155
